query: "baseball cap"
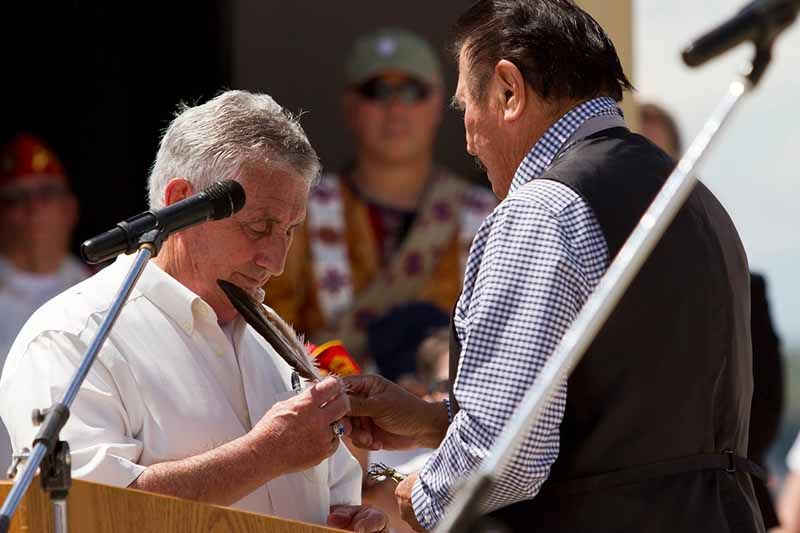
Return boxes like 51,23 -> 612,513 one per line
346,28 -> 443,88
0,133 -> 67,188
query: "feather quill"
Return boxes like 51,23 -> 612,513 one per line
217,279 -> 322,382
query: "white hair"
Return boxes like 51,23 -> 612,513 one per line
148,90 -> 320,209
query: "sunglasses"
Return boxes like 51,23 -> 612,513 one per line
0,182 -> 69,205
355,77 -> 432,104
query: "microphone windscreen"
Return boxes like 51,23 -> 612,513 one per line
204,180 -> 246,219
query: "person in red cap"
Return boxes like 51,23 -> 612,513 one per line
0,133 -> 89,471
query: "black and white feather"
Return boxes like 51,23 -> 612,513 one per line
217,279 -> 322,382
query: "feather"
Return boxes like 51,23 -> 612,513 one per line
217,279 -> 322,382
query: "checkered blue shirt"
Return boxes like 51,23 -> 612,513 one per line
411,97 -> 622,529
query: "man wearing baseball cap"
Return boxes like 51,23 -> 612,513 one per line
0,133 -> 89,471
265,29 -> 495,374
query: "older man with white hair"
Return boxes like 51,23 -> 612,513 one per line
0,90 -> 386,532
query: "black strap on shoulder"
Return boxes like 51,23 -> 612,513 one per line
546,451 -> 766,497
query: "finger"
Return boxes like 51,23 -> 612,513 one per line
328,504 -> 361,525
351,506 -> 389,533
363,417 -> 384,450
319,391 -> 350,422
348,395 -> 382,417
348,421 -> 375,449
327,512 -> 351,529
342,374 -> 384,397
310,376 -> 343,406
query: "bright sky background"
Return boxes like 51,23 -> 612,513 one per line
635,0 -> 800,350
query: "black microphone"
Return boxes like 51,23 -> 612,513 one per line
81,180 -> 246,264
682,0 -> 799,67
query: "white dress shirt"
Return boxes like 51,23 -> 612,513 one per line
0,253 -> 360,524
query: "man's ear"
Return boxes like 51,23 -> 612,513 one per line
163,178 -> 194,207
494,59 -> 527,123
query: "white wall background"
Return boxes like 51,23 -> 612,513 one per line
635,0 -> 800,350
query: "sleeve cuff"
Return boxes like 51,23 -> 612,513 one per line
71,444 -> 147,488
411,473 -> 438,530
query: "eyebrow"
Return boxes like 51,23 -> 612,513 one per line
450,95 -> 464,111
243,210 -> 305,227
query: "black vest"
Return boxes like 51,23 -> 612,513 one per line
449,128 -> 764,532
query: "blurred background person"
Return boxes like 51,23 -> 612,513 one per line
639,102 -> 683,159
0,133 -> 89,472
264,28 -> 495,371
637,101 -> 784,530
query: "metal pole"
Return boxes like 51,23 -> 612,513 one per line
52,499 -> 68,533
435,76 -> 751,532
0,246 -> 154,531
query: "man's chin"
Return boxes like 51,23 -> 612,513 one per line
250,286 -> 266,303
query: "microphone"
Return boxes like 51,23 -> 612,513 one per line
682,0 -> 799,67
81,180 -> 246,264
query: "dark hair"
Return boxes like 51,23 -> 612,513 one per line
639,102 -> 683,155
451,0 -> 633,103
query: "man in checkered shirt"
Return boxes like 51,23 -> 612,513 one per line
346,1 -> 763,532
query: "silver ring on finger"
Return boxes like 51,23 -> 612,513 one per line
331,420 -> 346,439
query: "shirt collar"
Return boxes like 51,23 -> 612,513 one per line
509,96 -> 623,195
109,253 -> 217,336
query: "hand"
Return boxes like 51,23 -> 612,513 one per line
345,374 -> 449,451
328,504 -> 388,533
396,472 -> 425,532
249,376 -> 352,477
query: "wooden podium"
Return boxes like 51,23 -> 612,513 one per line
0,479 -> 341,532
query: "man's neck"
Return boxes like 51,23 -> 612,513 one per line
2,248 -> 65,275
350,155 -> 434,210
518,97 -> 589,167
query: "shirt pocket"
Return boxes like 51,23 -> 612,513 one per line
272,389 -> 329,485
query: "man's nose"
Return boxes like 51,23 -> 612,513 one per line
254,235 -> 289,276
465,132 -> 477,156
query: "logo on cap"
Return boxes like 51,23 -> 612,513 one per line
376,37 -> 397,58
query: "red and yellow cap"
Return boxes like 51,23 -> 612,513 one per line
0,134 -> 66,187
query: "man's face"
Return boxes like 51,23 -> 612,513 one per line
454,50 -> 507,197
175,165 -> 309,322
345,71 -> 443,164
0,175 -> 76,261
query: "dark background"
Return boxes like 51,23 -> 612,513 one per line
0,1 -> 477,254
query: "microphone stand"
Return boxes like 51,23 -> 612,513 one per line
0,230 -> 165,533
435,28 -> 784,533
